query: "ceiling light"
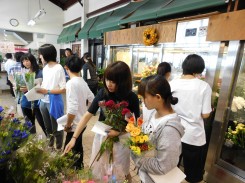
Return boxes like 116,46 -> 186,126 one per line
27,19 -> 36,26
33,9 -> 46,19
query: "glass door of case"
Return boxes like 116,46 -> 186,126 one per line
206,41 -> 245,183
218,43 -> 245,177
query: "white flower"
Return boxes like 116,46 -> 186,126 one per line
231,96 -> 245,112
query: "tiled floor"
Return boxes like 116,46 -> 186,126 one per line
0,91 -> 141,182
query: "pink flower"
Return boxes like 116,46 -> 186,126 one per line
87,181 -> 96,183
63,181 -> 71,183
122,108 -> 130,116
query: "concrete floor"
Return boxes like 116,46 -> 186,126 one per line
0,91 -> 141,182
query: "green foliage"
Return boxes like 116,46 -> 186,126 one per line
9,137 -> 80,183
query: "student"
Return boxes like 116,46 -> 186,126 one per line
65,48 -> 73,57
132,75 -> 184,183
20,53 -> 46,135
82,53 -> 98,95
36,44 -> 66,150
4,53 -> 16,97
64,61 -> 140,181
157,62 -> 171,80
170,54 -> 212,183
64,55 -> 94,169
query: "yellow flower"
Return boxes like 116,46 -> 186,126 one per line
143,135 -> 149,142
131,137 -> 136,143
126,123 -> 135,133
130,127 -> 141,137
130,146 -> 141,155
135,136 -> 141,143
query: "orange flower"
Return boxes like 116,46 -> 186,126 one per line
130,127 -> 141,137
137,117 -> 143,126
128,116 -> 135,124
126,123 -> 135,132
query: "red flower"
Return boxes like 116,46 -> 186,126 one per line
119,101 -> 128,107
105,100 -> 115,108
122,108 -> 130,116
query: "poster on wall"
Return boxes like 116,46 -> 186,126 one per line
0,42 -> 15,53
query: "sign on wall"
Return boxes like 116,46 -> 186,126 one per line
0,42 -> 15,53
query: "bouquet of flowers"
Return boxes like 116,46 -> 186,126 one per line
24,72 -> 36,91
13,72 -> 26,99
9,137 -> 80,183
125,116 -> 153,156
91,100 -> 131,164
0,106 -> 32,167
225,121 -> 245,149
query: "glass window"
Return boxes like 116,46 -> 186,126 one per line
221,45 -> 245,172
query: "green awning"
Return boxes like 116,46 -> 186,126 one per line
119,0 -> 165,24
156,0 -> 226,18
57,27 -> 69,43
78,17 -> 98,39
120,0 -> 226,25
89,12 -> 115,39
67,22 -> 81,42
96,1 -> 148,31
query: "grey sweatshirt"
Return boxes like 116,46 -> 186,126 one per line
132,114 -> 184,183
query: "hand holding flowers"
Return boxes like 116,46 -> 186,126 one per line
91,100 -> 131,165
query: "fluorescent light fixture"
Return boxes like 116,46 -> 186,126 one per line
33,9 -> 46,19
27,8 -> 46,26
27,19 -> 36,26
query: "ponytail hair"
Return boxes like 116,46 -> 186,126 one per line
146,75 -> 178,109
83,52 -> 96,68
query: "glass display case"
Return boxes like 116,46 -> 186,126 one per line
206,41 -> 245,183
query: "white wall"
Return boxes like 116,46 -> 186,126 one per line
0,0 -> 64,35
64,3 -> 83,23
87,0 -> 118,13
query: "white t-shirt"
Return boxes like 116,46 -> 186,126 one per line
41,63 -> 66,103
4,59 -> 16,74
66,77 -> 94,130
170,78 -> 212,146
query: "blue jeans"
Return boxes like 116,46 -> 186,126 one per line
39,101 -> 64,149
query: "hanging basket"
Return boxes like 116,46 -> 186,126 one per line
143,28 -> 158,46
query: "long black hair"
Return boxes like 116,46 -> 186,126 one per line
21,53 -> 40,73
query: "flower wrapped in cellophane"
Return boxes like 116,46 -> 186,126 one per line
13,72 -> 26,99
24,72 -> 36,91
91,100 -> 131,164
125,115 -> 153,156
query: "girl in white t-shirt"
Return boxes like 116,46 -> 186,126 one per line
37,44 -> 66,150
170,54 -> 212,183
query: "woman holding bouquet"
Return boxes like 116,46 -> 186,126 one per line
64,61 -> 140,182
20,53 -> 46,135
132,75 -> 184,183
